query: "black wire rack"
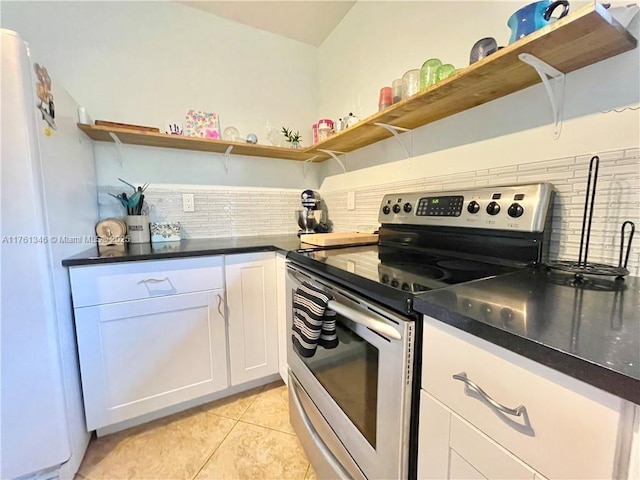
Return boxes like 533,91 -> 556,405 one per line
546,156 -> 635,281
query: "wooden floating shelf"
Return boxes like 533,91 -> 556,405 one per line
76,123 -> 318,161
78,3 -> 636,164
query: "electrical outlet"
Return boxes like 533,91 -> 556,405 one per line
182,193 -> 195,212
347,191 -> 356,210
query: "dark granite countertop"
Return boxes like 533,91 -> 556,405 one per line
63,238 -> 640,404
62,234 -> 304,267
414,267 -> 640,404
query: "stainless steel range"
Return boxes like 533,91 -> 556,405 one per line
286,183 -> 554,479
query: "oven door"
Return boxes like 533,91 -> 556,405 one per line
286,263 -> 414,480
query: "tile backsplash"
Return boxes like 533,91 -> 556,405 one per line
97,148 -> 639,276
98,186 -> 302,238
321,147 -> 640,276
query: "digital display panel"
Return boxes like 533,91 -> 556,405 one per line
416,196 -> 464,216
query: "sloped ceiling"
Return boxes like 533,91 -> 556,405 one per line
179,1 -> 356,47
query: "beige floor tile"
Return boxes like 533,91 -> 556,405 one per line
78,409 -> 235,480
240,381 -> 294,434
195,422 -> 309,480
197,385 -> 265,420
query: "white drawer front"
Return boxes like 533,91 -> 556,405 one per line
70,257 -> 223,307
422,317 -> 622,480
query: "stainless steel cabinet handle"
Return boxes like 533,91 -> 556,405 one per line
453,372 -> 527,417
137,277 -> 169,285
217,294 -> 224,316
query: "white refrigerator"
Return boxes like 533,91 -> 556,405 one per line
1,29 -> 98,479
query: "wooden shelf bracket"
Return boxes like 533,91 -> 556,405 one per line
317,149 -> 347,173
108,132 -> 125,167
519,53 -> 566,139
373,122 -> 412,159
302,155 -> 320,178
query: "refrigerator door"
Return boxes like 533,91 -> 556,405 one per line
33,42 -> 99,480
1,29 -> 72,478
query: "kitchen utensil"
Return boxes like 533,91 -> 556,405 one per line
547,155 -> 635,280
507,1 -> 570,44
469,37 -> 498,64
95,120 -> 160,133
118,177 -> 137,191
300,232 -> 378,247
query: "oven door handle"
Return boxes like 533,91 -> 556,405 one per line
327,300 -> 402,341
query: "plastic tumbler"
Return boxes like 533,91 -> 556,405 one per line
392,79 -> 403,103
436,64 -> 456,83
402,69 -> 420,99
379,87 -> 392,111
419,58 -> 442,90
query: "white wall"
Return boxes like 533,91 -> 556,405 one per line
317,0 -> 639,185
316,0 -> 639,271
1,1 -> 323,191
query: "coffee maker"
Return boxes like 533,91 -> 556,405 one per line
296,190 -> 329,235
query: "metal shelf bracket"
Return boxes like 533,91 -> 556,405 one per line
108,132 -> 125,167
220,145 -> 232,174
373,122 -> 412,159
302,155 -> 320,178
317,149 -> 347,173
519,53 -> 566,139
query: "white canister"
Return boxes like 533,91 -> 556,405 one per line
125,215 -> 151,244
317,119 -> 334,142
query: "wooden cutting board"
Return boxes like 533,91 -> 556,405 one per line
300,232 -> 378,247
95,120 -> 160,133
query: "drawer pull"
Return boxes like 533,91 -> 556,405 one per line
453,372 -> 527,417
137,277 -> 170,285
217,294 -> 224,316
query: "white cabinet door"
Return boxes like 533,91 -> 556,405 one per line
75,289 -> 228,430
225,252 -> 278,385
419,391 -> 537,480
275,253 -> 288,385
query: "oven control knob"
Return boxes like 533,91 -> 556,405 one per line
381,274 -> 389,283
486,201 -> 501,216
382,205 -> 391,215
401,282 -> 410,291
467,201 -> 480,214
508,203 -> 524,218
403,202 -> 413,213
391,279 -> 399,288
392,204 -> 401,214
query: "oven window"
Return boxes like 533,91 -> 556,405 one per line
300,320 -> 379,448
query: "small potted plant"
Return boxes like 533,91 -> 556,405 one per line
281,127 -> 302,149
